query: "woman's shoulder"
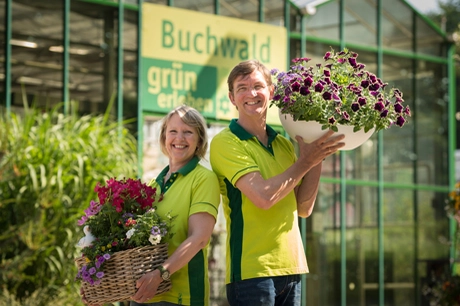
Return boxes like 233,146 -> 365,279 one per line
194,163 -> 218,178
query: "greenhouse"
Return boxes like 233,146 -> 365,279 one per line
0,0 -> 456,305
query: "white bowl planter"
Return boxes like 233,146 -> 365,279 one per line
279,111 -> 375,151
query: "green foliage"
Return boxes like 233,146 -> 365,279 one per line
0,103 -> 138,305
128,209 -> 176,247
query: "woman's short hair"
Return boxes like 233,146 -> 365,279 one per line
227,59 -> 272,92
159,105 -> 208,159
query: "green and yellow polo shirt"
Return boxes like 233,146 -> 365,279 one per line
147,156 -> 220,306
210,119 -> 308,284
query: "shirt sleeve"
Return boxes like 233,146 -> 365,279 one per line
189,167 -> 220,219
210,133 -> 260,187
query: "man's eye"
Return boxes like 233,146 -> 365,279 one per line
237,87 -> 247,93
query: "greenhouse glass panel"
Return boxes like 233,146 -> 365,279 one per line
310,185 -> 381,305
415,60 -> 449,186
304,1 -> 339,41
416,17 -> 445,56
381,0 -> 413,52
344,0 -> 378,46
9,0 -> 63,108
416,190 -> 450,260
382,188 -> 416,306
175,0 -> 215,14
219,0 -> 258,21
417,191 -> 451,305
265,0 -> 285,27
381,54 -> 415,184
69,1 -> 115,111
123,10 -> 139,121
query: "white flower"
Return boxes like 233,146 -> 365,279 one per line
148,234 -> 162,245
76,225 -> 96,248
126,228 -> 136,239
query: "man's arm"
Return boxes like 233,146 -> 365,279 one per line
235,131 -> 344,212
294,163 -> 322,218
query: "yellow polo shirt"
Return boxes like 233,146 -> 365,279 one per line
148,156 -> 220,306
210,119 -> 308,284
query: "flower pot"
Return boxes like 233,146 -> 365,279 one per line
279,112 -> 374,151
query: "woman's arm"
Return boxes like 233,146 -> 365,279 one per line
131,212 -> 216,303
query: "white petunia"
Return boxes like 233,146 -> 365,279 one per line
126,228 -> 136,239
148,234 -> 162,245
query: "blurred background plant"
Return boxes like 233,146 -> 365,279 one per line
0,99 -> 138,306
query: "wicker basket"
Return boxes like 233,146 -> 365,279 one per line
75,244 -> 171,304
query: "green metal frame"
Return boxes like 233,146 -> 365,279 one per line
63,0 -> 70,113
4,0 -> 12,115
118,0 -> 124,139
137,0 -> 144,178
376,1 -> 384,305
338,1 -> 347,305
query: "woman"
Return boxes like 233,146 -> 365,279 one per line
131,105 -> 220,306
82,105 -> 220,306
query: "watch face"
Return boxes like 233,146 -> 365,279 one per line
159,265 -> 170,281
161,270 -> 170,280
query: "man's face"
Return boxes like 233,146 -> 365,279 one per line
228,70 -> 274,118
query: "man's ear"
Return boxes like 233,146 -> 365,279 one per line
228,91 -> 236,106
269,84 -> 275,99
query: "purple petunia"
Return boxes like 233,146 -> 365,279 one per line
314,82 -> 324,93
396,116 -> 406,126
374,101 -> 386,112
151,226 -> 161,236
269,48 -> 411,132
291,81 -> 301,92
351,102 -> 360,112
300,87 -> 310,96
304,76 -> 313,87
394,102 -> 403,113
322,92 -> 332,100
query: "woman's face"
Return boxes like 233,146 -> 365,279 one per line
164,113 -> 199,168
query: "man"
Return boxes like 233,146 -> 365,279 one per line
210,59 -> 344,306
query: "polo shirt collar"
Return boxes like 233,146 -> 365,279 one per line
156,155 -> 200,184
229,118 -> 278,144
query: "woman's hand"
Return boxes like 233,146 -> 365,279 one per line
131,269 -> 162,303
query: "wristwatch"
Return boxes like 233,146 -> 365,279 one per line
157,265 -> 170,281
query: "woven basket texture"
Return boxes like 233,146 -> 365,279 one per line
75,243 -> 171,304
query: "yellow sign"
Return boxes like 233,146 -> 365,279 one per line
141,3 -> 287,125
